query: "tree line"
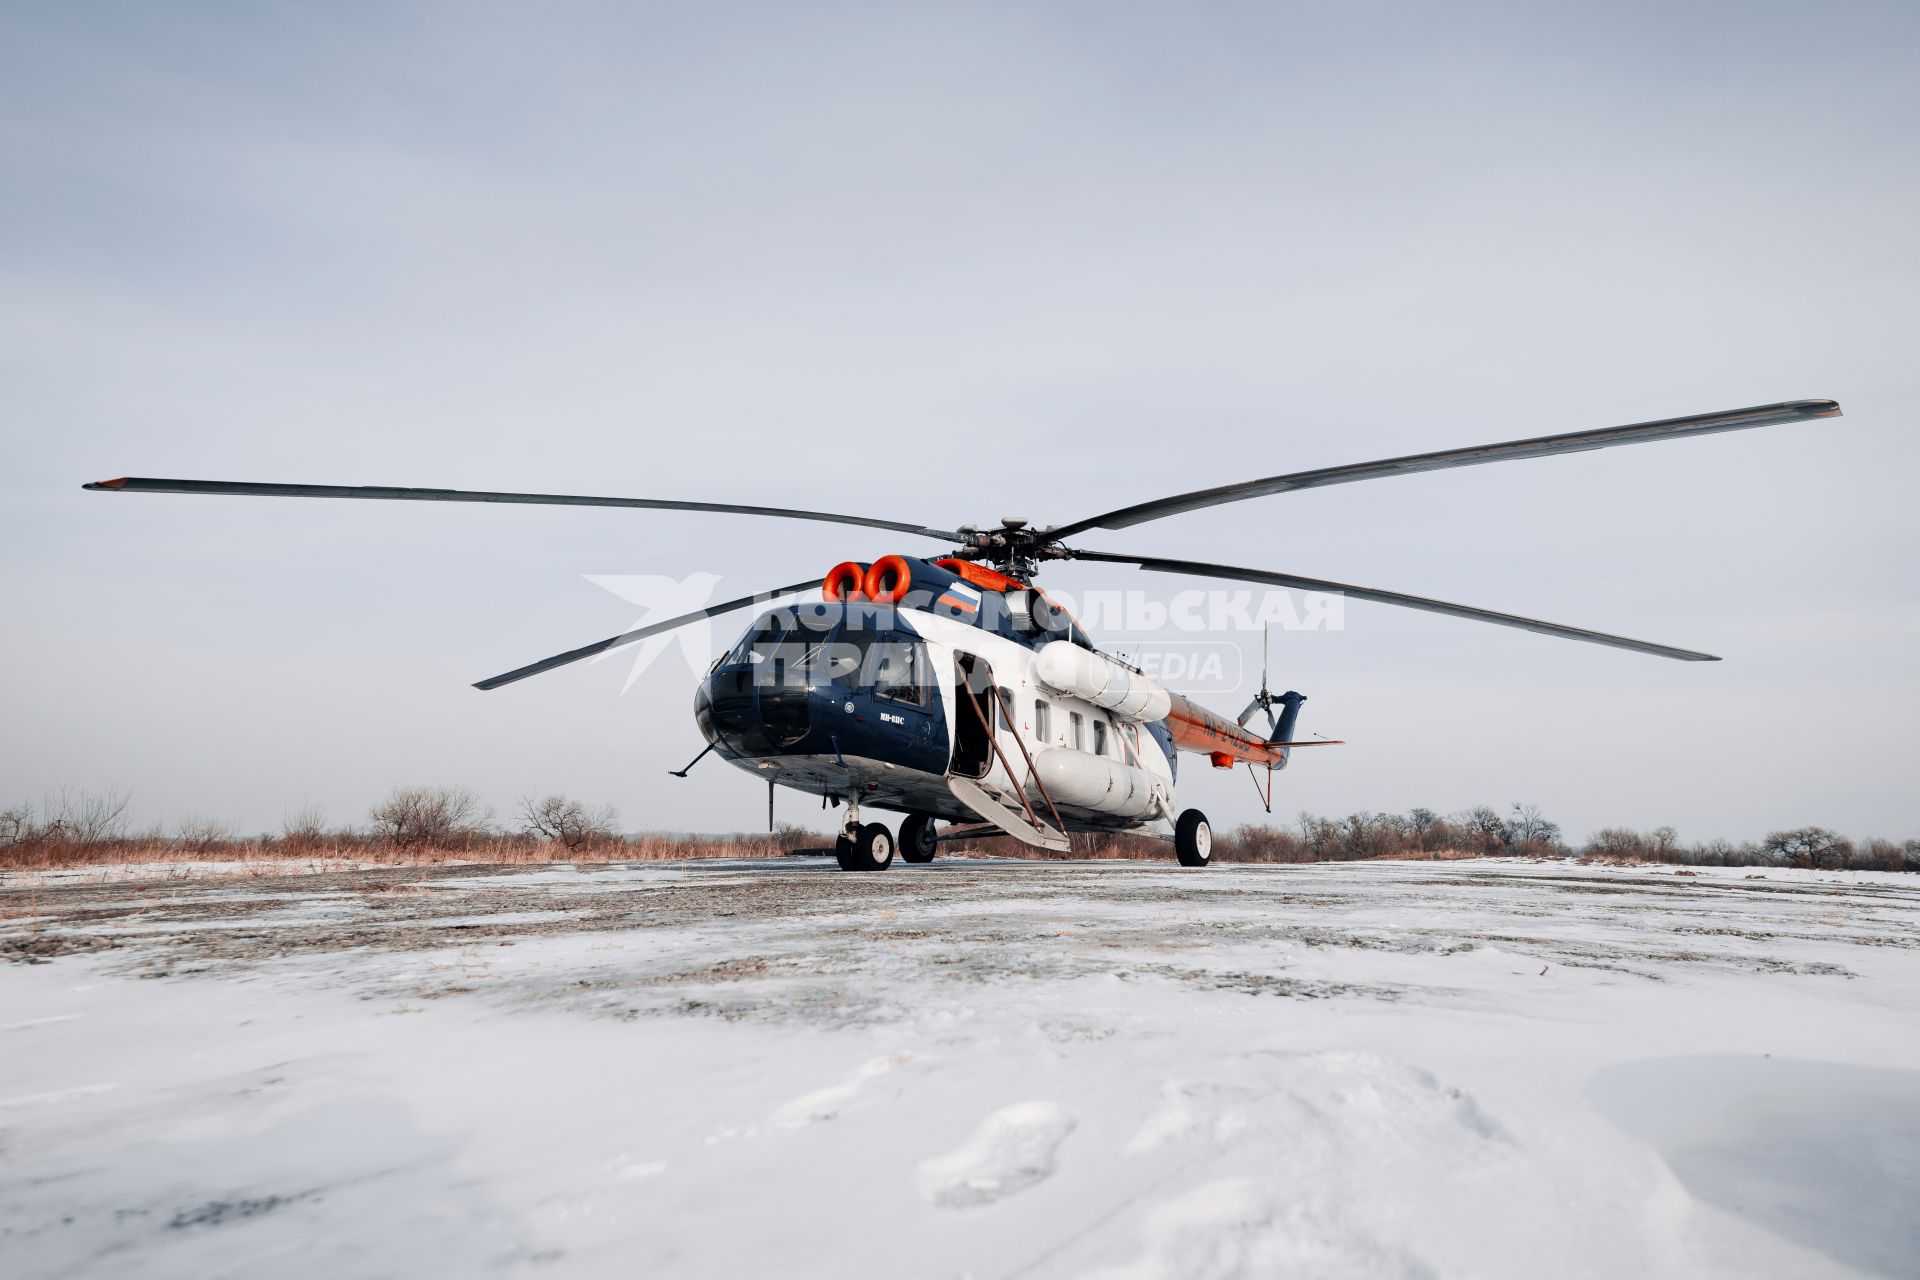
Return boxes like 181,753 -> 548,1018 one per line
2,788 -> 1914,872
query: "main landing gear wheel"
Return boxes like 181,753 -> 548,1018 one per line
899,813 -> 938,864
835,822 -> 896,871
1175,809 -> 1213,868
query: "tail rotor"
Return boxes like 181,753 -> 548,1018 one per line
1236,626 -> 1282,737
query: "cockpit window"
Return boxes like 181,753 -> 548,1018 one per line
725,610 -> 793,665
721,606 -> 928,703
725,608 -> 838,689
869,636 -> 926,704
824,628 -> 928,705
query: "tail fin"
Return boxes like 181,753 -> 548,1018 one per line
1271,692 -> 1306,769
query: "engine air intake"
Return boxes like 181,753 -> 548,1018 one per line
822,561 -> 868,601
863,555 -> 913,603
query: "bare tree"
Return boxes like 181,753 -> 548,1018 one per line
0,804 -> 40,846
1761,826 -> 1846,870
1456,806 -> 1507,855
1688,838 -> 1741,867
519,793 -> 620,850
1338,811 -> 1393,859
368,785 -> 490,848
1297,810 -> 1339,859
1506,803 -> 1562,853
281,801 -> 330,848
41,786 -> 130,848
1405,807 -> 1443,853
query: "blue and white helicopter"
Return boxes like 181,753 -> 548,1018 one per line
86,398 -> 1839,870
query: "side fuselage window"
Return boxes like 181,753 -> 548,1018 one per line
1034,699 -> 1052,743
1070,711 -> 1084,750
1093,719 -> 1108,757
868,634 -> 926,705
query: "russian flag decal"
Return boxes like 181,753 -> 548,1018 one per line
935,582 -> 981,614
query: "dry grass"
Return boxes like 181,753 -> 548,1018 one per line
5,789 -> 1913,875
0,827 -> 1507,874
0,829 -> 816,873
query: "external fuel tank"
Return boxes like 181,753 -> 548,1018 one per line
1031,641 -> 1172,722
1029,747 -> 1168,819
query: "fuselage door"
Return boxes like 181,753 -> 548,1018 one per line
949,651 -> 997,780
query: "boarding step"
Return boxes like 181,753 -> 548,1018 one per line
947,776 -> 1071,852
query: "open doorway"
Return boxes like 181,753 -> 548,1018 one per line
950,652 -> 995,779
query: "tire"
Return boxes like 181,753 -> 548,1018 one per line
899,813 -> 938,863
837,822 -> 895,871
1175,809 -> 1213,867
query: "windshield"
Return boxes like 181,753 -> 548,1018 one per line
721,607 -> 927,702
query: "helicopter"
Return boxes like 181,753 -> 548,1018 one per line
85,397 -> 1840,871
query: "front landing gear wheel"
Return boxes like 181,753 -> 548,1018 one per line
899,813 -> 937,864
836,823 -> 895,871
1175,809 -> 1213,867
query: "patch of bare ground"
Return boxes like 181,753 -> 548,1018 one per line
3,861 -> 1914,1031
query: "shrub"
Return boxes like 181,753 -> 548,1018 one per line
1855,839 -> 1904,872
175,816 -> 237,854
1583,828 -> 1650,860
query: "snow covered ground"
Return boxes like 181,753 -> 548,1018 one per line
2,857 -> 1917,1279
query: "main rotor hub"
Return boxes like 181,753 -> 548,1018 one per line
947,522 -> 1067,580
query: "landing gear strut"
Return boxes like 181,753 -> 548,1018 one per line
899,813 -> 938,864
1174,809 -> 1213,868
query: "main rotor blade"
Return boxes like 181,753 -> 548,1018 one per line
83,477 -> 962,541
473,578 -> 823,691
1072,551 -> 1718,661
1046,399 -> 1840,538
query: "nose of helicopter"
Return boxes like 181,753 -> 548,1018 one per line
693,661 -> 816,759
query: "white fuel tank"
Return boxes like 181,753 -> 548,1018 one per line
1030,747 -> 1167,819
1031,641 -> 1172,722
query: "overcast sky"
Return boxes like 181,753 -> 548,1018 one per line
3,0 -> 1915,842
